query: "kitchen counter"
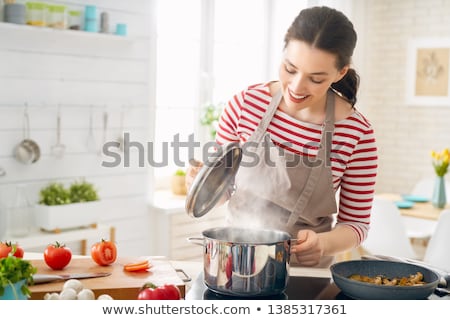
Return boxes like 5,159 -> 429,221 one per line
24,253 -> 331,297
25,253 -> 187,299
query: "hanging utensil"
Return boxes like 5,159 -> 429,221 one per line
116,108 -> 125,152
51,105 -> 66,158
14,107 -> 41,164
86,106 -> 96,153
99,110 -> 108,155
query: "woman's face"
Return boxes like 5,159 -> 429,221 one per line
279,40 -> 348,111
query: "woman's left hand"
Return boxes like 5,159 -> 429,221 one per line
291,229 -> 324,267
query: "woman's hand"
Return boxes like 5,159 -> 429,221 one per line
291,229 -> 324,267
185,159 -> 203,192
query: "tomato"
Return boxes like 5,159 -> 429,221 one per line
123,260 -> 151,272
44,242 -> 72,270
137,283 -> 181,300
91,239 -> 117,266
0,241 -> 24,258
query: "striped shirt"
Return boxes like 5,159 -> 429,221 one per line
216,83 -> 378,244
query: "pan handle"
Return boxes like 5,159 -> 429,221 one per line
186,237 -> 204,246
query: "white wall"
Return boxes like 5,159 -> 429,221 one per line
359,0 -> 450,194
0,0 -> 157,256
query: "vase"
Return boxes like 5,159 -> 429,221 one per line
171,175 -> 187,196
0,280 -> 28,300
431,176 -> 447,209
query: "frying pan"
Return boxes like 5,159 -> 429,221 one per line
330,260 -> 440,300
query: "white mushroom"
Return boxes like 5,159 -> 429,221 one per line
44,292 -> 60,300
59,287 -> 78,300
62,279 -> 84,293
77,288 -> 96,300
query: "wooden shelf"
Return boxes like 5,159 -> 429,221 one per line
0,21 -> 135,42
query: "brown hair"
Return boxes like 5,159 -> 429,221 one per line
284,6 -> 359,106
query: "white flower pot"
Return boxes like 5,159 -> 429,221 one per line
33,201 -> 101,232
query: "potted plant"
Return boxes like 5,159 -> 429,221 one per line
200,103 -> 223,140
0,254 -> 37,300
171,169 -> 187,196
33,179 -> 101,232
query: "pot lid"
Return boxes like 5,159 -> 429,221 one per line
185,142 -> 242,218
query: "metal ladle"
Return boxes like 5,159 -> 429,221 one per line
99,110 -> 108,156
14,108 -> 41,165
86,106 -> 97,153
116,108 -> 125,152
51,106 -> 66,158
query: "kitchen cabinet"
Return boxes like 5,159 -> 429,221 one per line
150,190 -> 226,261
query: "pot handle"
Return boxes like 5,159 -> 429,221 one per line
187,237 -> 204,246
175,268 -> 192,282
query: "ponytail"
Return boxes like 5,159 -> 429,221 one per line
331,68 -> 359,106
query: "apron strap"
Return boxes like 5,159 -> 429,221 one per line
287,90 -> 336,226
251,90 -> 283,143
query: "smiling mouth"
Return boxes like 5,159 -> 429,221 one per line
288,89 -> 309,103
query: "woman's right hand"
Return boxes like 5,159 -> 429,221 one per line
185,159 -> 203,192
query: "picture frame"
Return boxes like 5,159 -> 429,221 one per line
406,38 -> 450,106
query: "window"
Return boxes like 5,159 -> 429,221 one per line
153,0 -> 307,185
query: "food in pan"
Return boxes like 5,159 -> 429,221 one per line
348,271 -> 426,286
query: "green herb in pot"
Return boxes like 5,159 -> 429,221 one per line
39,182 -> 71,206
0,255 -> 37,298
69,180 -> 99,203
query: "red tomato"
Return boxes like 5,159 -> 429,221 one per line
91,239 -> 117,266
0,241 -> 24,258
123,260 -> 151,272
44,242 -> 72,270
137,283 -> 181,300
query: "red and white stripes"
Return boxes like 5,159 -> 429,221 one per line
216,83 -> 378,244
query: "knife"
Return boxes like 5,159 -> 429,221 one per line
32,272 -> 111,284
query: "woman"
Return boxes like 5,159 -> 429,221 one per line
187,6 -> 377,267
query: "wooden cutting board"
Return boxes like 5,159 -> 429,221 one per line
28,256 -> 186,300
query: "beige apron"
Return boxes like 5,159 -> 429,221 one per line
227,89 -> 338,267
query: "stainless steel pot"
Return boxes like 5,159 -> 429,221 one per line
188,227 -> 292,297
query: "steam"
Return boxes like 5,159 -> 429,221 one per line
225,135 -> 296,237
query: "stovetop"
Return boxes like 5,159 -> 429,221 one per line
185,272 -> 450,300
185,272 -> 344,300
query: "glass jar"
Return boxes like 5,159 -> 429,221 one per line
25,1 -> 47,27
8,185 -> 32,237
68,10 -> 82,30
47,4 -> 67,29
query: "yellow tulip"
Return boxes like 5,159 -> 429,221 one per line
431,148 -> 450,177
